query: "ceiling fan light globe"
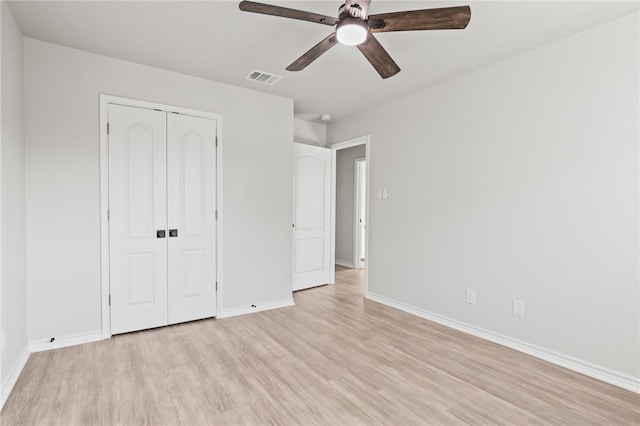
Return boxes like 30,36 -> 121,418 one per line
336,21 -> 367,46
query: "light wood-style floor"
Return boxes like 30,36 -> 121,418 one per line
2,266 -> 638,425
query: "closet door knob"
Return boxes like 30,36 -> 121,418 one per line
156,230 -> 166,238
169,229 -> 178,237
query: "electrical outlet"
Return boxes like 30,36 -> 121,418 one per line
466,289 -> 476,304
513,299 -> 525,317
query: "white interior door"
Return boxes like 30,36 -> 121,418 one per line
293,143 -> 331,291
109,104 -> 217,334
108,104 -> 168,334
167,113 -> 217,324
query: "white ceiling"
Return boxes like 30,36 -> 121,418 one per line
8,0 -> 639,122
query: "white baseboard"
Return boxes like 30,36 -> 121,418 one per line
335,259 -> 355,268
219,297 -> 295,318
30,331 -> 104,353
366,291 -> 640,394
0,346 -> 30,411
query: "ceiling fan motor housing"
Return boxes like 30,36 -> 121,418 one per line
336,2 -> 368,46
339,3 -> 363,18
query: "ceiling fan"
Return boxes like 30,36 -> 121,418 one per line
239,0 -> 471,79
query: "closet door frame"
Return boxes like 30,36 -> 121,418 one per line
99,95 -> 223,339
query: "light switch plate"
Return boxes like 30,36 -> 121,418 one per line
513,299 -> 525,317
466,289 -> 476,304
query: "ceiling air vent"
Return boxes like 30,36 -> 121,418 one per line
246,70 -> 282,86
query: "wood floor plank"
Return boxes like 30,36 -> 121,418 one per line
1,266 -> 638,425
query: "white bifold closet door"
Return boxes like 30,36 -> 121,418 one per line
108,104 -> 217,335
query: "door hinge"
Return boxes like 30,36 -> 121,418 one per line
215,136 -> 218,147
215,282 -> 218,292
108,294 -> 111,306
107,122 -> 110,135
107,209 -> 110,220
215,209 -> 218,220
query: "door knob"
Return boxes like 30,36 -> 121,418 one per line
169,229 -> 178,237
156,230 -> 166,238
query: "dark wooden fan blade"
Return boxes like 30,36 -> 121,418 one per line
368,6 -> 471,33
286,33 -> 339,71
357,32 -> 400,79
239,1 -> 338,26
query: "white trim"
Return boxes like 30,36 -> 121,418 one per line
0,1 -> 3,395
329,135 -> 370,295
329,149 -> 337,284
353,157 -> 366,270
99,94 -> 224,338
366,291 -> 640,394
219,298 -> 295,319
99,95 -> 110,339
216,132 -> 224,319
0,347 -> 29,411
335,259 -> 355,268
29,331 -> 103,353
328,136 -> 369,151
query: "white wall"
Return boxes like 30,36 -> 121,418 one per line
24,39 -> 293,344
1,0 -> 28,394
335,144 -> 366,266
294,118 -> 326,147
328,13 -> 639,382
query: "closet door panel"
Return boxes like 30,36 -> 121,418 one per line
108,104 -> 168,334
167,113 -> 217,324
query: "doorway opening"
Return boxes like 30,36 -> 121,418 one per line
330,136 -> 369,296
